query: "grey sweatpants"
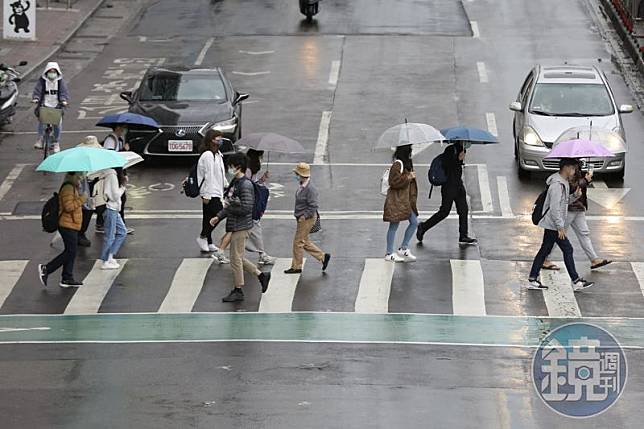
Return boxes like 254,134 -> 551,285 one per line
548,210 -> 598,261
245,219 -> 265,254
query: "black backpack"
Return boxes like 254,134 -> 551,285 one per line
41,190 -> 61,233
182,162 -> 203,198
531,185 -> 550,226
427,153 -> 448,198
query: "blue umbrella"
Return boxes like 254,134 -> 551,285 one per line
96,112 -> 160,130
37,147 -> 126,173
440,127 -> 498,144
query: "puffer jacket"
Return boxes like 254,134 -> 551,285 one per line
383,160 -> 418,223
217,176 -> 255,232
58,183 -> 85,231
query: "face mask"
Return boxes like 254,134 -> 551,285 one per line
294,175 -> 302,183
46,72 -> 58,80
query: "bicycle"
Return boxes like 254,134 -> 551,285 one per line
36,105 -> 64,160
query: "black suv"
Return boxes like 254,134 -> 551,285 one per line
120,66 -> 248,156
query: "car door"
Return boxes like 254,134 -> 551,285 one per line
514,69 -> 535,139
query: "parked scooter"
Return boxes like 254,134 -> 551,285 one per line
299,0 -> 320,22
0,61 -> 27,126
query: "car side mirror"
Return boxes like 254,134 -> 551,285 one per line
618,104 -> 634,114
509,101 -> 523,112
120,91 -> 134,104
233,92 -> 249,104
18,61 -> 28,67
219,138 -> 235,154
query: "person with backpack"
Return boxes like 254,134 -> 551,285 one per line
98,168 -> 128,270
101,124 -> 133,234
209,153 -> 271,302
244,149 -> 275,266
284,162 -> 331,274
416,142 -> 477,245
528,158 -> 594,291
38,172 -> 87,288
196,129 -> 228,256
383,145 -> 418,262
542,162 -> 612,271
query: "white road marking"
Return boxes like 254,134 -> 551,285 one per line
497,176 -> 513,218
0,260 -> 28,309
450,260 -> 486,316
64,259 -> 127,314
138,36 -> 147,42
313,111 -> 333,165
0,164 -> 28,202
476,164 -> 494,213
158,258 -> 214,313
470,21 -> 480,38
0,327 -> 50,333
231,71 -> 271,76
328,60 -> 341,87
194,37 -> 215,66
476,61 -> 488,83
258,258 -> 304,313
239,50 -> 275,55
541,266 -> 581,318
632,262 -> 644,298
355,259 -> 395,313
485,113 -> 498,137
586,187 -> 631,210
592,180 -> 608,189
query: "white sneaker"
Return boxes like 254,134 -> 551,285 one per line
572,278 -> 594,292
397,248 -> 417,262
208,244 -> 219,252
107,256 -> 120,268
384,253 -> 404,262
258,253 -> 276,265
52,142 -> 61,153
101,259 -> 120,270
212,251 -> 230,264
196,237 -> 210,252
34,139 -> 44,149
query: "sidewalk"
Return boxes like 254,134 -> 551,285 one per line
599,0 -> 644,75
0,0 -> 106,79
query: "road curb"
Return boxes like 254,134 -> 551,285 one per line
22,0 -> 108,81
598,0 -> 644,76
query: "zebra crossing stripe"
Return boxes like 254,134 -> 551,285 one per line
355,259 -> 395,313
540,265 -> 581,318
258,258 -> 304,313
450,260 -> 486,316
158,258 -> 214,313
632,262 -> 644,297
0,260 -> 28,309
64,259 -> 127,315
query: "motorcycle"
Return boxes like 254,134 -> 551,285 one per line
299,0 -> 320,22
0,61 -> 27,126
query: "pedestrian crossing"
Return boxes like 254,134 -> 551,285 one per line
1,257 -> 644,318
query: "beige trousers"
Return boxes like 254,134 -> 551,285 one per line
291,217 -> 325,270
230,230 -> 260,287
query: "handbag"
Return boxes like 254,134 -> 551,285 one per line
309,211 -> 321,234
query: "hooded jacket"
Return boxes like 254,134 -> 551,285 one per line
383,160 -> 418,223
442,143 -> 465,190
32,62 -> 69,108
539,173 -> 580,231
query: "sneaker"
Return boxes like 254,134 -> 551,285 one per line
208,244 -> 220,253
59,279 -> 83,288
222,288 -> 244,302
52,142 -> 61,153
196,237 -> 210,253
384,253 -> 404,262
258,253 -> 276,266
34,139 -> 43,149
573,278 -> 595,292
78,235 -> 91,247
284,268 -> 302,274
38,264 -> 48,287
322,253 -> 331,271
212,251 -> 230,264
95,225 -> 104,234
258,272 -> 271,293
459,236 -> 478,245
101,259 -> 120,270
526,279 -> 548,290
397,248 -> 416,262
416,224 -> 426,243
126,226 -> 134,235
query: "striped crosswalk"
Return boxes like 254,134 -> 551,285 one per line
1,257 -> 644,318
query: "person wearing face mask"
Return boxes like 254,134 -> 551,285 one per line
284,162 -> 331,274
32,62 -> 69,153
101,124 -> 133,234
210,153 -> 271,303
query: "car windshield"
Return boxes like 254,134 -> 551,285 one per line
529,83 -> 615,116
139,73 -> 227,102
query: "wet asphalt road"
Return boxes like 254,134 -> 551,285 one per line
1,0 -> 644,426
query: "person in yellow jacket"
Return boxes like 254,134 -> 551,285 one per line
38,172 -> 87,288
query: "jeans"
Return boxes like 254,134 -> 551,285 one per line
386,212 -> 418,255
46,227 -> 78,281
420,185 -> 468,238
37,121 -> 62,142
529,229 -> 580,281
200,197 -> 223,244
100,208 -> 127,261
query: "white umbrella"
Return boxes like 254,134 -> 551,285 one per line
119,151 -> 144,169
374,120 -> 445,150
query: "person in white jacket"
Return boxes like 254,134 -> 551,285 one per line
196,129 -> 227,253
99,168 -> 127,270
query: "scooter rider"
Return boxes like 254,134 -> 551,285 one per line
32,62 -> 69,153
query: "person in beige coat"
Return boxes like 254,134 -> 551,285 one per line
383,144 -> 418,262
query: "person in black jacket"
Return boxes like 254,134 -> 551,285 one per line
416,142 -> 477,245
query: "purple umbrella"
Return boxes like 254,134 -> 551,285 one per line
544,139 -> 615,159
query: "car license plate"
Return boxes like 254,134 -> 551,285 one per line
168,140 -> 193,152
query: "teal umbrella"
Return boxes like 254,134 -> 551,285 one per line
36,147 -> 126,173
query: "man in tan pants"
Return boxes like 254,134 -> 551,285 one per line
285,163 -> 331,274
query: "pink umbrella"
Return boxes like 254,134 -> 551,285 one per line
544,139 -> 615,159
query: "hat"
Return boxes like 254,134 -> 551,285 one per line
77,135 -> 102,149
293,162 -> 311,178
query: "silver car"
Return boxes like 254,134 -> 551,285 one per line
510,65 -> 633,179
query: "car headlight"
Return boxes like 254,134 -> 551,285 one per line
1,91 -> 17,110
521,127 -> 544,147
210,118 -> 237,133
603,134 -> 627,153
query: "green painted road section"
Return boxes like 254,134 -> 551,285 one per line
1,313 -> 644,347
